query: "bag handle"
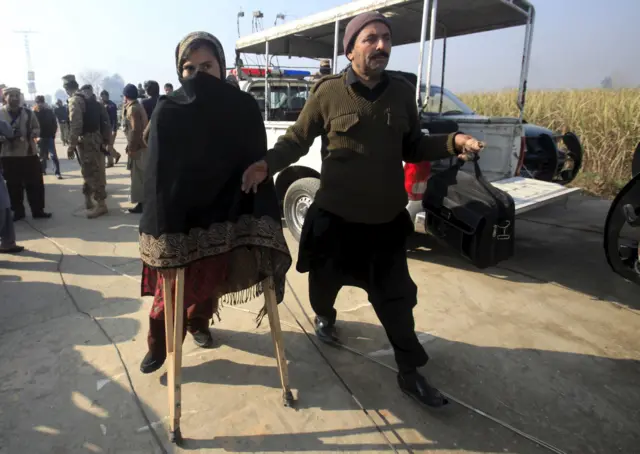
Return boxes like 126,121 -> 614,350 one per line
455,154 -> 483,179
458,154 -> 511,222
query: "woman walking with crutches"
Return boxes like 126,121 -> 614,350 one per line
138,32 -> 293,443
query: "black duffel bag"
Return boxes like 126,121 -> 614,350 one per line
422,157 -> 515,269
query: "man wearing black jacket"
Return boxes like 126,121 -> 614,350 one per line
141,80 -> 160,120
33,96 -> 61,179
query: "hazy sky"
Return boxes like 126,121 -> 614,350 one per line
1,0 -> 639,99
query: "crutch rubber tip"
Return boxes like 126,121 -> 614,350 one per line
283,390 -> 295,408
169,428 -> 183,444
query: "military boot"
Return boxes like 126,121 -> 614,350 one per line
87,201 -> 108,219
84,194 -> 94,210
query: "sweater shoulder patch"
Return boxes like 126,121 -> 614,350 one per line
311,74 -> 342,94
388,73 -> 416,94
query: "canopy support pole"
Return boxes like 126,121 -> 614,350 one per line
265,40 -> 270,120
333,20 -> 340,74
415,0 -> 430,108
516,5 -> 535,119
423,0 -> 439,111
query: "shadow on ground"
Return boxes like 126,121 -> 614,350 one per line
406,198 -> 639,311
149,319 -> 639,454
0,276 -> 168,454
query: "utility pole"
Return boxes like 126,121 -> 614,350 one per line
13,30 -> 38,100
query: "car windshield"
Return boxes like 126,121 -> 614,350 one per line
421,86 -> 475,116
248,82 -> 310,110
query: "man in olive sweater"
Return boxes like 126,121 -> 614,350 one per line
243,12 -> 484,408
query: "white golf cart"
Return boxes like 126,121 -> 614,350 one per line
234,0 -> 580,242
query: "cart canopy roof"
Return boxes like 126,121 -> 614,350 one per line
235,0 -> 533,59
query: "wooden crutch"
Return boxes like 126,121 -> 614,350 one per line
162,273 -> 293,444
264,276 -> 295,407
163,268 -> 185,444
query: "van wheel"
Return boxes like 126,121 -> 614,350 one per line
283,177 -> 320,242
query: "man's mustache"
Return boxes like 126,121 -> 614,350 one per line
369,51 -> 389,59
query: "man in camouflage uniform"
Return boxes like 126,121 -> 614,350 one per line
81,84 -> 113,190
62,75 -> 108,218
99,90 -> 121,167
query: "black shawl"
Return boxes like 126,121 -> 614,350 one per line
139,71 -> 292,308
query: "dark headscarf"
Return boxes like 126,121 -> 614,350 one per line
175,31 -> 226,83
139,32 -> 291,322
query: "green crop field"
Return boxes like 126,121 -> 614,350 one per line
458,89 -> 640,198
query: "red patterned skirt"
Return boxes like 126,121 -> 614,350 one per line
141,255 -> 229,320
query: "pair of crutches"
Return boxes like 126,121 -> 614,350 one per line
161,270 -> 294,444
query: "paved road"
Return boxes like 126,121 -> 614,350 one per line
1,139 -> 638,453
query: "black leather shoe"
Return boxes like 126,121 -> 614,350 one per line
32,211 -> 52,219
140,351 -> 166,374
192,329 -> 214,348
314,316 -> 338,344
0,245 -> 24,254
128,203 -> 143,214
398,371 -> 449,408
13,213 -> 25,222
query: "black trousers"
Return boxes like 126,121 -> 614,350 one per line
301,204 -> 429,373
0,155 -> 46,217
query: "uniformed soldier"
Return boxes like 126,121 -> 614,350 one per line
313,59 -> 332,80
81,84 -> 113,189
243,12 -> 485,409
62,75 -> 108,218
99,90 -> 122,168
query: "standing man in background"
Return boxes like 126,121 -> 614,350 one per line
54,99 -> 70,146
81,85 -> 112,193
100,90 -> 121,167
141,80 -> 160,120
163,83 -> 174,95
0,87 -> 51,220
0,118 -> 25,253
33,95 -> 62,179
137,83 -> 146,99
63,75 -> 108,218
122,84 -> 148,214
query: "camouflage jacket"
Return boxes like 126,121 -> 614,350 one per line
67,92 -> 85,147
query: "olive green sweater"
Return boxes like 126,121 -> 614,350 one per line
266,72 -> 457,224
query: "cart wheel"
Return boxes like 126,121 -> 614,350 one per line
604,173 -> 640,285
